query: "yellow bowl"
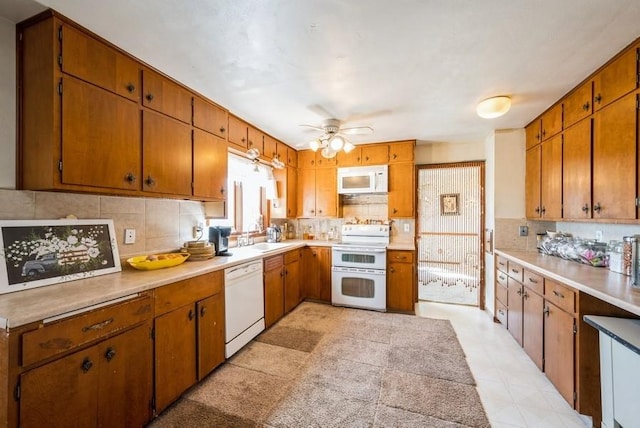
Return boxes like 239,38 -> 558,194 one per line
127,253 -> 190,270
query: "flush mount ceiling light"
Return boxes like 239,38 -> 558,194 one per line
476,96 -> 511,119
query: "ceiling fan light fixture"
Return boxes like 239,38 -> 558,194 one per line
330,135 -> 344,151
321,146 -> 337,159
309,139 -> 321,152
343,141 -> 355,153
476,96 -> 511,119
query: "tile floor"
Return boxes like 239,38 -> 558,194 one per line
416,301 -> 591,428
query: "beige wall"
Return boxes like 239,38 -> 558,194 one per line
414,141 -> 485,165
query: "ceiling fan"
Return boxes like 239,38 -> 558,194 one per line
300,118 -> 374,158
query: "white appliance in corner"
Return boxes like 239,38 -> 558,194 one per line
224,260 -> 264,358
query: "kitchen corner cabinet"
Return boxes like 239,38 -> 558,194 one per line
272,166 -> 298,219
297,167 -> 338,217
154,271 -> 225,413
264,255 -> 285,328
389,141 -> 415,163
284,249 -> 303,312
387,250 -> 415,313
302,246 -> 332,302
389,163 -> 415,218
10,293 -> 153,428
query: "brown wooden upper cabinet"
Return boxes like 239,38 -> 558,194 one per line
361,144 -> 389,164
193,96 -> 228,139
275,141 -> 288,164
593,43 -> 639,111
525,120 -> 542,150
261,134 -> 278,161
298,150 -> 316,168
562,118 -> 592,219
541,103 -> 563,141
563,81 -> 592,129
389,141 -> 415,163
336,146 -> 362,166
287,147 -> 298,167
193,129 -> 227,201
247,126 -> 264,155
60,24 -> 140,102
228,115 -> 248,151
525,145 -> 542,218
142,68 -> 192,124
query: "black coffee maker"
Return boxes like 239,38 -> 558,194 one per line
209,226 -> 232,256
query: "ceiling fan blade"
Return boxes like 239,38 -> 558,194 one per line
341,126 -> 373,135
307,104 -> 336,119
299,124 -> 324,132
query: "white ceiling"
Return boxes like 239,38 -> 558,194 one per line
2,0 -> 640,148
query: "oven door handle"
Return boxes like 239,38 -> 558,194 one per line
333,246 -> 386,253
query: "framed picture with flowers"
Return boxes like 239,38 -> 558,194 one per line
0,219 -> 121,294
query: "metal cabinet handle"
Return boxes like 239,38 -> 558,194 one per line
389,267 -> 395,273
188,309 -> 195,320
528,277 -> 538,283
543,306 -> 550,316
523,291 -> 529,299
552,290 -> 565,299
145,93 -> 154,101
200,306 -> 207,317
82,318 -> 114,332
125,172 -> 136,183
105,347 -> 116,361
393,208 -> 398,214
126,83 -> 136,93
219,126 -> 226,134
582,101 -> 590,111
145,176 -> 155,187
593,203 -> 602,213
535,206 -> 540,215
516,287 -> 522,296
81,358 -> 93,373
540,206 -> 546,215
511,268 -> 519,274
581,204 -> 589,213
595,94 -> 602,104
220,187 -> 225,195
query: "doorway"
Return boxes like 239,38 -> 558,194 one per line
416,162 -> 485,308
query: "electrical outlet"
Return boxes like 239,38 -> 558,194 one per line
403,224 -> 410,233
595,230 -> 603,241
124,228 -> 136,244
518,225 -> 528,237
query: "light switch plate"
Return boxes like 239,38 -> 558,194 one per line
595,230 -> 603,241
403,224 -> 410,233
124,228 -> 136,244
519,225 -> 528,237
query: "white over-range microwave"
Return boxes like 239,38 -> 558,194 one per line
337,165 -> 388,194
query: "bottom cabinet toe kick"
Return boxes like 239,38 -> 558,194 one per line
494,250 -> 640,427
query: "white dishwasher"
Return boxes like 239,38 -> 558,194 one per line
224,260 -> 264,358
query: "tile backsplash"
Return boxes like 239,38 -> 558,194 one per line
0,189 -> 205,258
494,218 -> 555,251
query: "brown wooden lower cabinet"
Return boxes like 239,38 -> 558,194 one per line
154,271 -> 224,413
302,246 -> 332,302
543,300 -> 576,405
387,250 -> 415,313
284,248 -> 303,312
264,254 -> 285,328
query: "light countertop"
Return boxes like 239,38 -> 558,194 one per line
0,239 -> 414,329
495,249 -> 640,317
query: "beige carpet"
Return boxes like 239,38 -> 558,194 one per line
149,302 -> 489,427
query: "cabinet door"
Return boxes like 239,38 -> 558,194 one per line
228,116 -> 248,150
316,247 -> 332,302
302,247 -> 331,302
262,135 -> 278,160
21,347 -> 99,427
61,77 -> 140,191
272,167 -> 297,219
264,256 -> 285,328
564,81 -> 593,129
507,280 -> 523,346
544,302 -> 575,406
284,257 -> 301,313
247,126 -> 263,155
336,147 -> 362,166
525,120 -> 541,150
522,289 -> 544,371
197,293 -> 225,380
287,147 -> 298,168
286,167 -> 298,218
142,110 -> 192,196
387,261 -> 415,312
193,96 -> 228,138
593,45 -> 639,111
593,92 -> 637,220
315,152 -> 337,168
541,104 -> 563,141
563,119 -> 592,219
141,69 -> 191,123
389,163 -> 414,217
315,167 -> 337,216
154,304 -> 197,413
193,129 -> 227,200
525,146 -> 541,218
298,150 -> 316,168
297,168 -> 316,217
361,144 -> 389,165
98,323 -> 153,428
540,134 -> 563,219
389,141 -> 415,163
61,24 -> 139,101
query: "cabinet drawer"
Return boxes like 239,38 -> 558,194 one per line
496,282 -> 508,306
496,270 -> 508,288
142,69 -> 192,123
264,254 -> 284,272
155,271 -> 223,316
495,300 -> 507,326
507,261 -> 524,282
22,294 -> 152,367
496,255 -> 508,272
284,249 -> 300,264
389,250 -> 414,264
544,280 -> 576,314
523,270 -> 544,295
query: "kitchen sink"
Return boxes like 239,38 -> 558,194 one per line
252,242 -> 292,252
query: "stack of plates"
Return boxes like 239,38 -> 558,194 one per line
180,241 -> 214,261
